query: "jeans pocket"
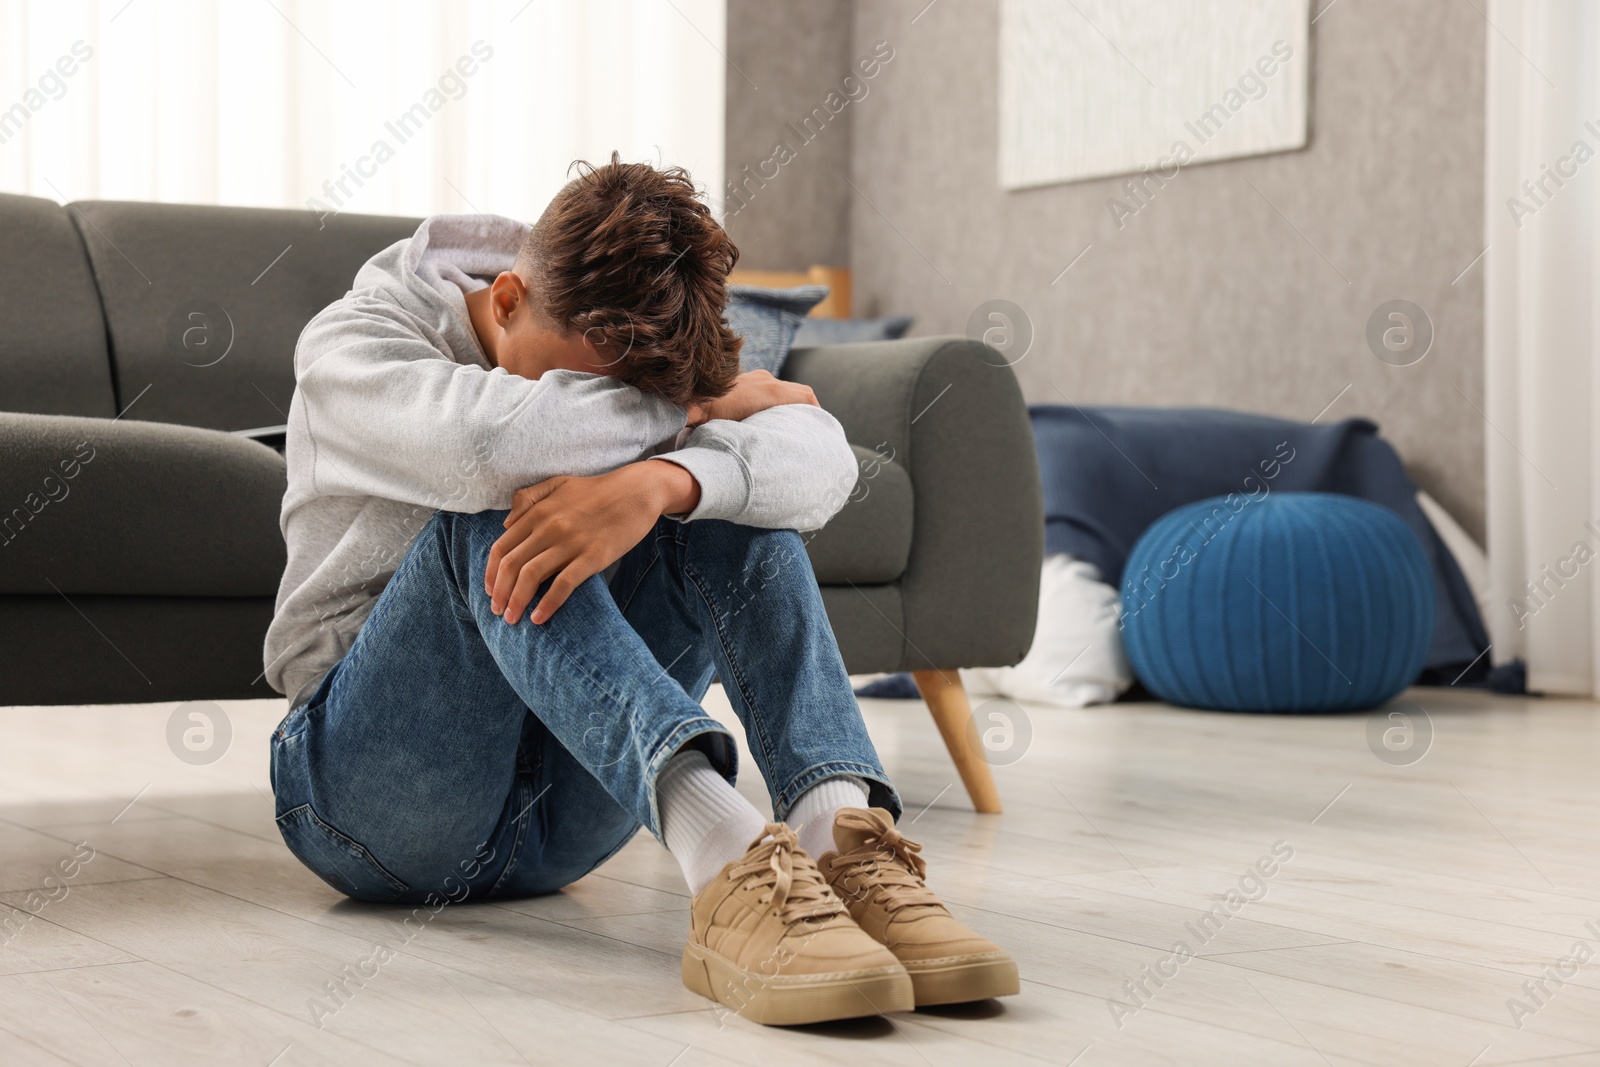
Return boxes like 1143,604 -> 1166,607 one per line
276,804 -> 409,903
273,703 -> 311,742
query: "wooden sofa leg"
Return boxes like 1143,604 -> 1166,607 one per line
911,669 -> 1003,814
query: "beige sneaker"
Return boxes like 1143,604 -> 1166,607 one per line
683,822 -> 914,1025
820,807 -> 1020,1006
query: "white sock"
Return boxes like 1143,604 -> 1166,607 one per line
789,775 -> 871,860
656,748 -> 767,895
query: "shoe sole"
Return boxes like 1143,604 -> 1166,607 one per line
907,954 -> 1021,1006
682,942 -> 915,1026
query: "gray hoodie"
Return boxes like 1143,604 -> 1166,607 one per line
264,214 -> 858,708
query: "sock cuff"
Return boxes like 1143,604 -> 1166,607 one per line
788,774 -> 871,843
794,775 -> 870,814
657,748 -> 755,845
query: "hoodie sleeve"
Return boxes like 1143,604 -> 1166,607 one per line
290,296 -> 689,513
652,403 -> 860,532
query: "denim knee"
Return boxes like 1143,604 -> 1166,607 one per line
686,518 -> 800,552
424,507 -> 525,602
683,521 -> 809,578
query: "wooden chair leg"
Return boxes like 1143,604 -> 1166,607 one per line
912,669 -> 1003,814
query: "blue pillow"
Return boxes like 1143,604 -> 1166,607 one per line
1121,492 -> 1435,712
793,314 -> 914,347
725,284 -> 828,375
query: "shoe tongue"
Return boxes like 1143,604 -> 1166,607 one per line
832,806 -> 896,854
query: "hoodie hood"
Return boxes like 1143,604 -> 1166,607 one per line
352,213 -> 531,369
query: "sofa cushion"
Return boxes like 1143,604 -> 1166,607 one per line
0,412 -> 287,597
803,444 -> 913,585
0,193 -> 117,418
67,201 -> 420,432
819,583 -> 906,674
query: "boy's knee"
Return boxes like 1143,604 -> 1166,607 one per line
733,526 -> 811,588
425,509 -> 513,578
690,520 -> 806,566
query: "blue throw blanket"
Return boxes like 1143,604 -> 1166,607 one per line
1029,405 -> 1492,686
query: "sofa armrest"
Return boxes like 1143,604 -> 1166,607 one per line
0,412 -> 287,596
784,337 -> 1043,670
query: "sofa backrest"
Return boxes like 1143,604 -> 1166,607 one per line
67,201 -> 421,431
0,193 -> 118,418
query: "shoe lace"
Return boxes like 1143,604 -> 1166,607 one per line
728,823 -> 845,925
827,810 -> 941,912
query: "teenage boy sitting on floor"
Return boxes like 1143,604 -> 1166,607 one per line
263,154 -> 1017,1025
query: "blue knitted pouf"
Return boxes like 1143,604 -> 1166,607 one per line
1120,493 -> 1435,712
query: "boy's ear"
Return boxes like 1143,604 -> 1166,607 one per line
489,271 -> 530,327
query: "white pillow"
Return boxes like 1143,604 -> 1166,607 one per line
962,554 -> 1132,707
1416,489 -> 1489,612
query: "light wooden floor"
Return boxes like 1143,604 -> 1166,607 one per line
2,686 -> 1599,1066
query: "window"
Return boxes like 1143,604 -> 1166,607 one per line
0,0 -> 726,221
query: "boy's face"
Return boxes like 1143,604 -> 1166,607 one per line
477,271 -> 620,381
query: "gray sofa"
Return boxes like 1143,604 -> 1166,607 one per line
0,192 -> 1042,810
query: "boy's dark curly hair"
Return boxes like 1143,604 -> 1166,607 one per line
514,152 -> 742,407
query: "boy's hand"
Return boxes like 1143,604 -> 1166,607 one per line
485,460 -> 699,625
686,369 -> 817,426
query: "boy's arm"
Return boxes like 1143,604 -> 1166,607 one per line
648,369 -> 860,532
485,372 -> 860,626
292,298 -> 689,512
654,401 -> 859,532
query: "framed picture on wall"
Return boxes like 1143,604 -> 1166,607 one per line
999,0 -> 1311,189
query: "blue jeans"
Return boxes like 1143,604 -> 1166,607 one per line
269,509 -> 899,904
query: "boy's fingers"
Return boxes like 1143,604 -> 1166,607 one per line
491,537 -> 547,611
503,549 -> 564,624
489,506 -> 575,601
486,534 -> 512,594
530,560 -> 593,625
486,527 -> 531,598
487,512 -> 543,592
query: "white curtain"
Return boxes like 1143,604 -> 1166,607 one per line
0,0 -> 725,223
1485,0 -> 1600,695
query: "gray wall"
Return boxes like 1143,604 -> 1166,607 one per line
723,0 -> 855,269
727,0 -> 1488,542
